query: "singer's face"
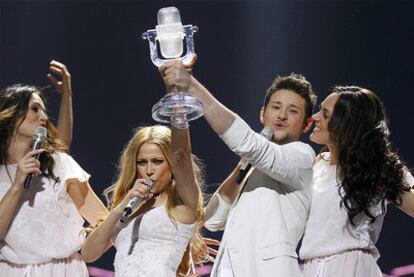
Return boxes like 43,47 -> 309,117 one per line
260,89 -> 308,144
136,142 -> 172,193
310,93 -> 338,146
15,93 -> 48,140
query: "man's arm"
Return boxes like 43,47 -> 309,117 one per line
160,61 -> 315,190
220,115 -> 315,190
160,60 -> 235,135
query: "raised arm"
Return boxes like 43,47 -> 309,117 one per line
47,60 -> 73,147
219,115 -> 315,190
160,60 -> 235,135
170,126 -> 200,218
160,61 -> 315,191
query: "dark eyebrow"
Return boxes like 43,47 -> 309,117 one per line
269,101 -> 281,105
30,101 -> 46,110
271,101 -> 301,110
322,106 -> 330,116
288,104 -> 301,110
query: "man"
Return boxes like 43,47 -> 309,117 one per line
160,61 -> 316,277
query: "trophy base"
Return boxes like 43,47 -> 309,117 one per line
152,92 -> 204,128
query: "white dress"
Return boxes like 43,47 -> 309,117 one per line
0,152 -> 90,277
300,153 -> 414,277
113,204 -> 196,277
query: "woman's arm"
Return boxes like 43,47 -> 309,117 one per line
80,207 -> 121,263
0,149 -> 43,239
79,179 -> 150,262
66,179 -> 112,262
170,126 -> 199,223
66,179 -> 109,226
47,60 -> 73,147
398,189 -> 414,218
396,171 -> 414,218
203,164 -> 241,231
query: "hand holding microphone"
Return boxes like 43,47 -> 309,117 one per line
22,127 -> 47,189
120,178 -> 154,223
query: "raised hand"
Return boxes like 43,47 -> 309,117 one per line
47,60 -> 72,96
159,55 -> 197,93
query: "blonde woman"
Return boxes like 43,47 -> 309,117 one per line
81,125 -> 208,276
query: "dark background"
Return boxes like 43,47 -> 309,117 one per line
1,0 -> 413,275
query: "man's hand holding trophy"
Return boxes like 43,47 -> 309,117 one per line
142,6 -> 204,128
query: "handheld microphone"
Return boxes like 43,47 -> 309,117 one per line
156,6 -> 184,59
120,178 -> 153,223
24,126 -> 47,189
235,126 -> 273,184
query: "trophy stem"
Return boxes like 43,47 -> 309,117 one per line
151,92 -> 204,128
171,114 -> 188,129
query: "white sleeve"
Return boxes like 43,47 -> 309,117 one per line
405,170 -> 414,188
204,193 -> 232,232
219,115 -> 315,190
53,152 -> 90,185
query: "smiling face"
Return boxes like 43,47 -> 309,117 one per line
136,142 -> 173,194
14,93 -> 48,141
260,89 -> 312,144
310,92 -> 339,147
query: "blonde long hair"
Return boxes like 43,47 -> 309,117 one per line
106,125 -> 208,274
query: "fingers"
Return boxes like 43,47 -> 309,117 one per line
130,179 -> 153,199
13,149 -> 46,186
159,60 -> 192,93
19,150 -> 45,176
47,73 -> 60,88
201,237 -> 219,262
204,237 -> 219,256
22,159 -> 42,176
49,60 -> 70,81
203,238 -> 220,246
25,148 -> 45,159
184,54 -> 198,74
48,60 -> 72,95
205,254 -> 215,263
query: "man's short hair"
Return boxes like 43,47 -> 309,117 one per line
264,73 -> 317,122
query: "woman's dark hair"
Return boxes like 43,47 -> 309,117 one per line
328,86 -> 410,224
0,84 -> 67,181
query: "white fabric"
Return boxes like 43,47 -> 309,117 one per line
0,252 -> 88,277
216,246 -> 234,277
300,152 -> 414,276
221,115 -> 314,191
204,191 -> 231,232
205,115 -> 315,277
0,152 -> 90,275
113,204 -> 196,277
302,249 -> 383,277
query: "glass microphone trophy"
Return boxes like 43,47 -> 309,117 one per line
142,6 -> 204,128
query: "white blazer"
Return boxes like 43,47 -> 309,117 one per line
205,115 -> 315,277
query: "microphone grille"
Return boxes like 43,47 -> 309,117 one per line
33,126 -> 48,141
157,6 -> 181,25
